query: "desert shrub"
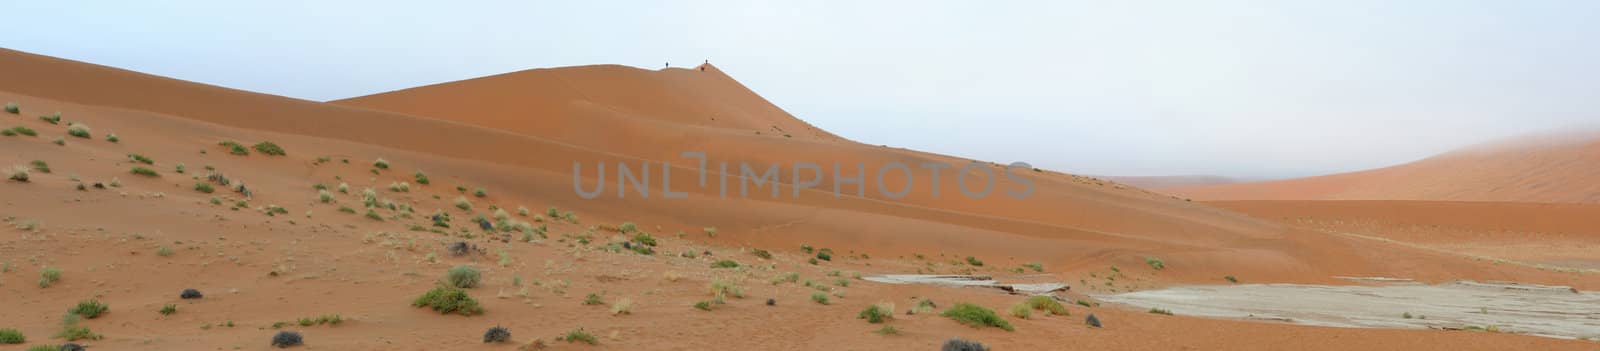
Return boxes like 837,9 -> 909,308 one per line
1023,262 -> 1044,272
8,165 -> 29,182
412,285 -> 484,315
68,300 -> 109,319
632,233 -> 657,247
2,102 -> 16,114
473,188 -> 487,197
54,326 -> 98,341
52,137 -> 64,146
1148,308 -> 1174,315
910,298 -> 938,315
483,325 -> 511,343
194,182 -> 215,193
0,328 -> 22,344
181,288 -> 203,299
39,112 -> 60,124
752,249 -> 772,259
160,304 -> 177,315
941,303 -> 1013,331
941,338 -> 989,351
66,123 -> 90,138
1023,296 -> 1069,316
29,160 -> 49,173
175,163 -> 186,174
218,140 -> 249,155
710,260 -> 740,269
130,166 -> 158,177
26,345 -> 57,351
693,300 -> 713,311
617,222 -> 638,233
373,158 -> 389,169
770,272 -> 800,285
270,330 -> 303,348
965,256 -> 984,267
336,182 -> 349,193
1225,275 -> 1239,283
364,210 -> 383,221
38,267 -> 61,287
337,206 -> 355,214
10,126 -> 37,136
0,129 -> 12,136
859,302 -> 895,323
611,298 -> 634,315
703,227 -> 718,236
454,196 -> 472,211
708,280 -> 744,300
874,325 -> 899,335
559,328 -> 598,345
446,265 -> 481,288
1008,302 -> 1031,319
581,293 -> 605,306
811,292 -> 830,305
252,141 -> 286,156
106,133 -> 118,143
318,190 -> 332,203
1146,256 -> 1165,270
128,153 -> 154,164
413,171 -> 429,185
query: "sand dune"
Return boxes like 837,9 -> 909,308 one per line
3,48 -> 1596,350
1103,175 -> 1236,189
1169,132 -> 1600,203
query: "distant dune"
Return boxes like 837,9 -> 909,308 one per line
1168,132 -> 1600,203
1102,175 -> 1235,189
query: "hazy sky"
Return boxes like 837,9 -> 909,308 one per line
5,1 -> 1597,179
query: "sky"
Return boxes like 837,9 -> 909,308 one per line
4,0 -> 1598,179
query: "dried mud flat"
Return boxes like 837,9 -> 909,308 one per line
1099,280 -> 1600,340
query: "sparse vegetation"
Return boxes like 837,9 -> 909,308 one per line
965,256 -> 984,267
412,285 -> 484,315
373,158 -> 389,169
1146,256 -> 1166,270
611,298 -> 634,315
1225,275 -> 1238,283
1148,308 -> 1174,315
453,196 -> 472,211
364,210 -> 383,221
446,265 -> 482,288
38,267 -> 61,287
1023,262 -> 1044,272
8,165 -> 30,182
693,300 -> 714,311
130,166 -> 159,177
941,338 -> 989,351
3,102 -> 16,114
6,126 -> 37,136
1023,296 -> 1070,316
106,133 -> 118,143
39,112 -> 61,124
583,293 -> 605,306
52,138 -> 64,146
811,292 -> 830,305
194,182 -> 215,193
414,171 -> 430,185
54,325 -> 99,341
218,140 -> 249,155
558,328 -> 598,345
874,325 -> 899,335
253,141 -> 286,156
710,260 -> 740,269
0,328 -> 23,344
160,304 -> 177,315
1008,302 -> 1032,319
68,299 -> 109,319
29,160 -> 50,174
859,302 -> 896,323
66,123 -> 90,138
941,303 -> 1014,331
473,188 -> 487,197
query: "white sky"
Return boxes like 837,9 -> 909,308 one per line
4,0 -> 1597,179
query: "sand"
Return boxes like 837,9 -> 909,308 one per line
2,48 -> 1598,350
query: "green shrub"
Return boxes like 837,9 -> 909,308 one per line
0,129 -> 13,136
128,153 -> 154,165
38,267 -> 61,287
1145,257 -> 1165,270
106,133 -> 119,143
473,188 -> 487,197
1023,295 -> 1069,316
453,196 -> 472,211
446,265 -> 481,288
412,285 -> 483,315
583,293 -> 604,306
0,328 -> 22,344
159,304 -> 177,315
1008,302 -> 1032,319
218,140 -> 248,155
68,299 -> 109,319
2,102 -> 16,114
1149,308 -> 1174,315
51,137 -> 64,146
1225,275 -> 1238,283
752,249 -> 772,259
26,345 -> 57,351
66,123 -> 91,138
559,328 -> 598,345
338,206 -> 356,214
373,158 -> 389,169
28,160 -> 49,173
7,165 -> 28,182
194,182 -> 215,193
9,126 -> 36,136
39,112 -> 60,124
365,210 -> 384,221
693,300 -> 713,311
965,256 -> 984,267
129,167 -> 158,177
811,292 -> 830,305
414,171 -> 429,185
54,325 -> 99,341
1023,262 -> 1044,272
858,302 -> 895,323
252,141 -> 285,156
632,233 -> 657,247
710,260 -> 740,269
941,303 -> 1014,331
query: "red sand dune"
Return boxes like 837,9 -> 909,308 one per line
1169,132 -> 1600,203
3,48 -> 1596,350
1103,175 -> 1235,190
